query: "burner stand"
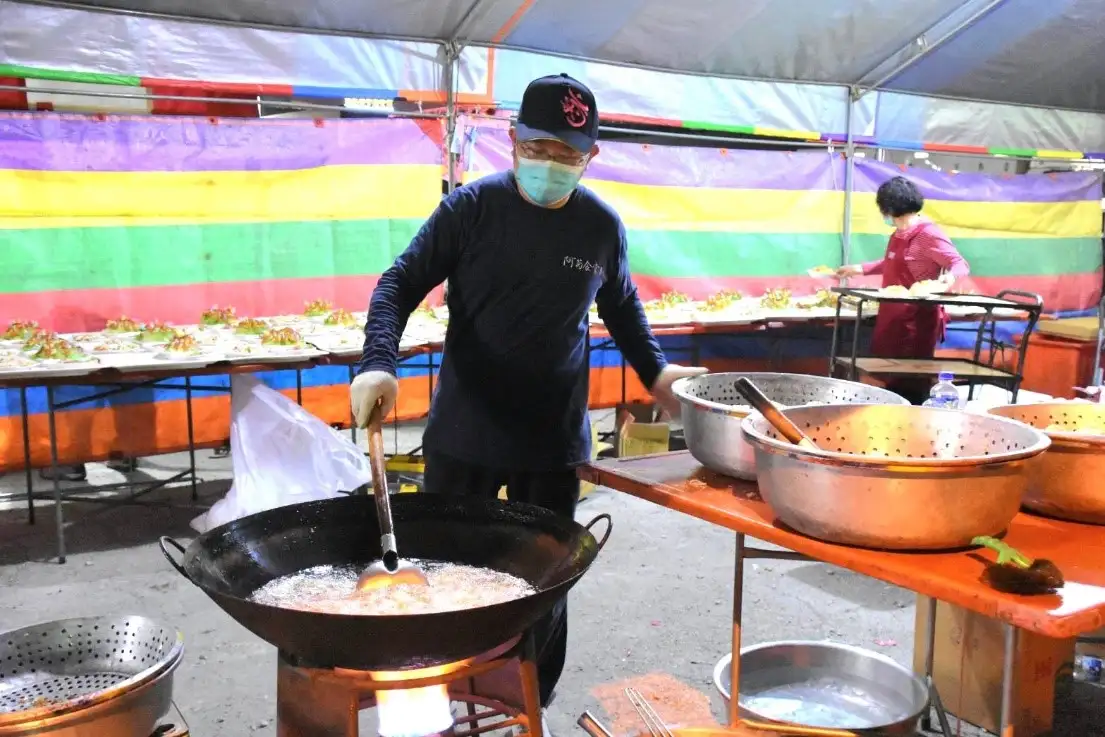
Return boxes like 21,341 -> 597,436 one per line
276,634 -> 543,737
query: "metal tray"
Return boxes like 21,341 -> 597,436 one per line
713,641 -> 928,735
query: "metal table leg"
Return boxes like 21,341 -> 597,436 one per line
19,387 -> 34,525
920,597 -> 954,737
46,386 -> 65,563
185,376 -> 198,501
1000,624 -> 1019,737
728,532 -> 745,727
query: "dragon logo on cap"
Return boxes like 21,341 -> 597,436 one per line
561,88 -> 590,129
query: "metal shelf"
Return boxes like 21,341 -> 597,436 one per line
827,288 -> 1044,402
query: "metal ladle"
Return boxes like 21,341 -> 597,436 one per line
355,400 -> 430,592
734,377 -> 819,450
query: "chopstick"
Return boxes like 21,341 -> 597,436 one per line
624,687 -> 674,737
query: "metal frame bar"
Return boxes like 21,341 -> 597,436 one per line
855,0 -> 1011,99
0,83 -> 448,117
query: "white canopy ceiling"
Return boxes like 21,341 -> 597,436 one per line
23,0 -> 1105,113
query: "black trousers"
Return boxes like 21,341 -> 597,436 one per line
422,452 -> 580,708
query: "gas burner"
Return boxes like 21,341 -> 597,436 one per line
276,634 -> 543,737
151,702 -> 190,736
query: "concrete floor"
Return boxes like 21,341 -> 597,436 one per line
0,413 -> 1101,737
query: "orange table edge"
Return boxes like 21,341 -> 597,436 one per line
578,451 -> 1105,641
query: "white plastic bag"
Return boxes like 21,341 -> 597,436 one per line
191,375 -> 371,533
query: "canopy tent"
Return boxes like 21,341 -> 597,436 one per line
4,0 -> 1105,154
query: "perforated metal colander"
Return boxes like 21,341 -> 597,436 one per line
672,372 -> 909,480
0,615 -> 183,729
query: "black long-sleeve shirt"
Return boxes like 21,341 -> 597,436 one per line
357,171 -> 666,471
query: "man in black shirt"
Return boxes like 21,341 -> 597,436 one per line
352,73 -> 707,717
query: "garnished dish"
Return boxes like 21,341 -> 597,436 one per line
105,316 -> 142,333
249,561 -> 534,616
700,289 -> 742,312
0,354 -> 35,370
797,288 -> 839,309
136,322 -> 177,343
32,338 -> 88,362
323,309 -> 358,328
234,318 -> 269,336
760,288 -> 792,310
657,290 -> 690,307
260,327 -> 304,348
304,299 -> 334,318
23,330 -> 58,351
2,320 -> 39,341
807,265 -> 836,278
87,337 -> 140,354
201,306 -> 236,326
161,334 -> 202,355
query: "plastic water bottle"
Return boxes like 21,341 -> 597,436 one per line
924,372 -> 960,409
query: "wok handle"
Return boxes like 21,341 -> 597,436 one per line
366,401 -> 400,567
158,536 -> 193,583
584,514 -> 613,552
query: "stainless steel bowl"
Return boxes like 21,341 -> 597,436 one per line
0,615 -> 183,736
741,404 -> 1050,549
713,641 -> 928,735
673,373 -> 908,480
988,402 -> 1105,525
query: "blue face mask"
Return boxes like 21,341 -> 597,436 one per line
515,157 -> 585,206
883,215 -> 895,227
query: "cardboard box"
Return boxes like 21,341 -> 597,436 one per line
615,403 -> 671,458
913,596 -> 1076,736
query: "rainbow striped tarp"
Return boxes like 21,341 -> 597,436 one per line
852,160 -> 1103,312
463,123 -> 1103,312
0,113 -> 445,331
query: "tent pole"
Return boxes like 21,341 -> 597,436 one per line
841,90 -> 856,268
597,125 -> 829,149
445,42 -> 459,193
855,0 -> 1010,99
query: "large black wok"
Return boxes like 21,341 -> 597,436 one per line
159,493 -> 611,671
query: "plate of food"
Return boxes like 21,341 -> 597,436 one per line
307,332 -> 363,357
303,299 -> 335,319
135,321 -> 179,347
84,336 -> 142,354
21,329 -> 60,353
643,291 -> 696,325
28,338 -> 102,376
226,328 -> 324,363
200,305 -> 237,328
807,265 -> 838,279
153,334 -> 216,363
795,288 -> 840,311
322,308 -> 359,329
759,287 -> 793,311
0,353 -> 45,381
693,289 -> 745,320
233,317 -> 269,336
104,316 -> 143,335
1,320 -> 40,345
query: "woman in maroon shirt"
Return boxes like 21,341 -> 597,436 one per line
837,176 -> 970,403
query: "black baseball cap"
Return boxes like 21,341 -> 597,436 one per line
515,73 -> 599,154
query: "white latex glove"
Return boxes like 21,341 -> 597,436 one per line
350,371 -> 399,428
650,364 -> 709,419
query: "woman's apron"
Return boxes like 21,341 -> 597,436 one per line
869,233 -> 947,403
